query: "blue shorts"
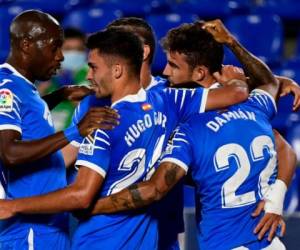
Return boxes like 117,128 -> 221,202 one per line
0,229 -> 70,250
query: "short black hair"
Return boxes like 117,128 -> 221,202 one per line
64,27 -> 85,41
107,17 -> 156,64
87,27 -> 143,76
161,22 -> 223,74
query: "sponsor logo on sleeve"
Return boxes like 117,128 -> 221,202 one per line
0,89 -> 13,112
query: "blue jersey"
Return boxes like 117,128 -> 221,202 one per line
161,89 -> 277,250
0,64 -> 68,240
73,86 -> 208,250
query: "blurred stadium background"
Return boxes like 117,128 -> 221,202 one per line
0,0 -> 300,249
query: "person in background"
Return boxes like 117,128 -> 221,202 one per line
38,27 -> 89,131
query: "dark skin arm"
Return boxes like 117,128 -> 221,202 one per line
0,107 -> 119,167
0,167 -> 103,218
202,19 -> 278,99
89,162 -> 186,214
42,85 -> 93,110
252,129 -> 296,241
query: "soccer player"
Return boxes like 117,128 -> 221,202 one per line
60,21 -> 293,249
0,25 -> 250,249
0,10 -> 118,249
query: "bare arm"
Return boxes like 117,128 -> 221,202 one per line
0,107 -> 119,167
202,20 -> 278,99
61,144 -> 79,168
274,129 -> 297,187
90,162 -> 186,214
205,79 -> 248,111
43,86 -> 92,110
0,167 -> 103,218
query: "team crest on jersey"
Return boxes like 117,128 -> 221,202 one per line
141,103 -> 152,111
0,88 -> 13,112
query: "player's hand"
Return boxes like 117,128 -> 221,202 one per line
279,79 -> 300,111
0,200 -> 16,220
213,65 -> 247,85
252,201 -> 286,241
77,107 -> 120,136
201,19 -> 234,45
63,85 -> 93,102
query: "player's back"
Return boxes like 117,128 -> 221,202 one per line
191,90 -> 276,249
164,89 -> 277,249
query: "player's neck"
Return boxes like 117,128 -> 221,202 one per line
6,55 -> 35,83
111,75 -> 142,103
140,62 -> 152,89
197,74 -> 216,89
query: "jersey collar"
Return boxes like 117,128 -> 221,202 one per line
146,76 -> 158,90
111,88 -> 146,108
0,63 -> 36,87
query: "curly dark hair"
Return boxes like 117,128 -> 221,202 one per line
161,22 -> 223,74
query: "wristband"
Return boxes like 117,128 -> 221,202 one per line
264,179 -> 287,215
64,125 -> 82,143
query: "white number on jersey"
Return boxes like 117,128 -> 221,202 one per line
214,135 -> 276,208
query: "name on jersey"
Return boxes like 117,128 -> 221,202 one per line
125,111 -> 167,147
206,109 -> 256,132
0,89 -> 13,112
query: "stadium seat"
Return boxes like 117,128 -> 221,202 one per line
62,7 -> 122,33
0,5 -> 25,62
253,0 -> 300,21
224,14 -> 283,67
146,13 -> 198,73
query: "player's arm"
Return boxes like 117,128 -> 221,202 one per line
0,167 -> 103,218
253,129 -> 296,241
42,85 -> 92,110
0,107 -> 118,167
61,144 -> 79,168
202,20 -> 278,99
89,162 -> 186,214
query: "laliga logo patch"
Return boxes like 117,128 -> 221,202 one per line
0,89 -> 13,112
141,103 -> 152,111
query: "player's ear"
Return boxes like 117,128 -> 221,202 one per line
113,63 -> 122,79
191,65 -> 207,82
143,45 -> 150,61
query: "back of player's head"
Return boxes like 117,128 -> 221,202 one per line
107,17 -> 156,64
161,22 -> 223,74
87,27 -> 143,76
64,27 -> 85,42
10,9 -> 62,48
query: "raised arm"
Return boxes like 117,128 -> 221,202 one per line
202,20 -> 278,99
0,107 -> 118,167
89,162 -> 185,214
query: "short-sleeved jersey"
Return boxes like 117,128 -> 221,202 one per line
161,89 -> 277,250
73,86 -> 208,250
0,63 -> 68,240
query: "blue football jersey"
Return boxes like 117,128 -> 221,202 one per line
73,85 -> 208,250
0,64 -> 68,240
161,89 -> 277,250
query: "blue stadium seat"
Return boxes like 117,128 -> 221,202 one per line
146,13 -> 198,73
0,6 -> 25,61
253,0 -> 300,21
169,0 -> 252,18
62,7 -> 122,33
8,0 -> 68,15
224,14 -> 283,67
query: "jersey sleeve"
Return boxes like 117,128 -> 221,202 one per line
75,129 -> 111,178
160,124 -> 194,173
0,86 -> 22,133
164,87 -> 208,122
248,89 -> 277,120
